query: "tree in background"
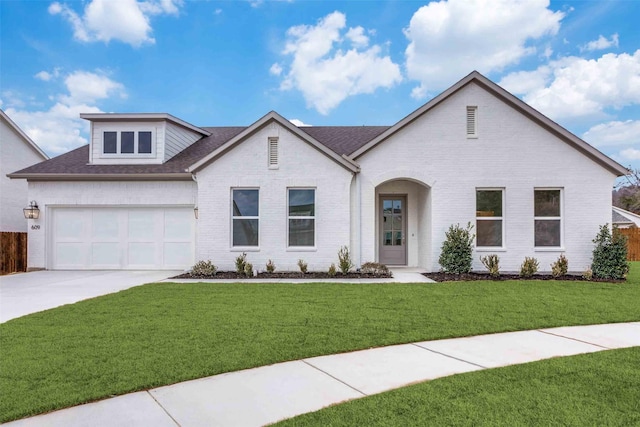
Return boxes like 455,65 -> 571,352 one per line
613,168 -> 640,215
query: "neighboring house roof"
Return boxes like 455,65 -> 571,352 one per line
350,71 -> 629,177
613,206 -> 640,227
0,109 -> 49,160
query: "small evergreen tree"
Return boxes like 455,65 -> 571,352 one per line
591,224 -> 629,280
439,223 -> 475,273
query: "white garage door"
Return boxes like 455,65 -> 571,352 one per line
51,207 -> 194,270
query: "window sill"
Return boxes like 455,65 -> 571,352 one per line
268,165 -> 279,170
286,247 -> 317,252
230,247 -> 260,252
475,247 -> 507,252
534,247 -> 565,252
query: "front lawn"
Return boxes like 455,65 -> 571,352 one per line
276,347 -> 640,426
1,262 -> 638,422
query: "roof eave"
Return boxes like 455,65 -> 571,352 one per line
0,109 -> 49,160
7,172 -> 193,181
80,113 -> 211,137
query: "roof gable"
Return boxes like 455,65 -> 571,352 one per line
350,71 -> 628,177
188,111 -> 359,173
1,109 -> 49,160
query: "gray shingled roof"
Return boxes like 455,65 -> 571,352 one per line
9,125 -> 389,177
613,209 -> 633,224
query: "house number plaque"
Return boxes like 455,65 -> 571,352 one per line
31,225 -> 40,230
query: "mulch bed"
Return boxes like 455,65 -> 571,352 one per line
172,271 -> 393,280
423,272 -> 624,283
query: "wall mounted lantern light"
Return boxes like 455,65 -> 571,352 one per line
194,206 -> 199,219
23,201 -> 40,219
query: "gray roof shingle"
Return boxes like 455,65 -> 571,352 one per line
9,125 -> 389,177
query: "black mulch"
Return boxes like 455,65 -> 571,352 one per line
172,271 -> 393,280
423,272 -> 624,283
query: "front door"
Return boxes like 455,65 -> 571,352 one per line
379,196 -> 407,265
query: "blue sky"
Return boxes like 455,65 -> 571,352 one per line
1,0 -> 639,173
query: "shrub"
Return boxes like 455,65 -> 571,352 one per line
338,246 -> 353,274
551,254 -> 568,278
191,260 -> 217,276
520,257 -> 539,278
591,224 -> 629,280
235,253 -> 247,274
297,259 -> 308,274
480,254 -> 500,278
439,223 -> 475,274
328,263 -> 337,277
266,259 -> 275,273
244,262 -> 253,277
361,262 -> 389,275
582,267 -> 593,281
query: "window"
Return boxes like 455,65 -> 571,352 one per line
466,106 -> 477,138
268,137 -> 278,168
476,189 -> 503,248
288,189 -> 315,247
232,189 -> 259,247
102,131 -> 154,155
534,189 -> 562,247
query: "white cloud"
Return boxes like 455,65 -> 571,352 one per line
269,63 -> 283,76
289,118 -> 311,127
49,0 -> 182,47
277,11 -> 402,115
500,50 -> 640,119
582,120 -> 640,148
3,71 -> 125,156
581,34 -> 619,52
405,0 -> 564,98
61,71 -> 126,104
620,148 -> 640,161
34,68 -> 61,82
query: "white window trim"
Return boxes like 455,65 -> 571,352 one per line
475,188 -> 506,250
100,129 -> 156,158
466,106 -> 478,139
268,137 -> 279,170
287,187 -> 316,249
231,188 -> 260,249
534,187 -> 564,250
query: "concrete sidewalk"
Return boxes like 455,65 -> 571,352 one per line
6,322 -> 640,427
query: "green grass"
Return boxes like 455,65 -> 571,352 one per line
276,347 -> 640,426
1,262 -> 638,422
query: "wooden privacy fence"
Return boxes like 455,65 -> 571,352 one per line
0,232 -> 28,275
619,227 -> 640,261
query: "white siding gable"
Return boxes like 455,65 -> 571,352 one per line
164,122 -> 202,162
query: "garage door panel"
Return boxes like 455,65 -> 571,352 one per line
52,207 -> 194,270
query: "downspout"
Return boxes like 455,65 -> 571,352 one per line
357,171 -> 362,268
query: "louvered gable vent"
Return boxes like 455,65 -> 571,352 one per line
466,106 -> 478,138
268,137 -> 278,167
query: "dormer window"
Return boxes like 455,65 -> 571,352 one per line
102,131 -> 154,156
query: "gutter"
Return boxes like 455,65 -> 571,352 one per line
7,173 -> 194,181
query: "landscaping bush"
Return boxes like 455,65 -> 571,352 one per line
520,257 -> 539,278
480,254 -> 500,278
328,263 -> 337,277
244,262 -> 254,277
551,254 -> 568,278
591,224 -> 629,280
266,259 -> 275,273
338,246 -> 354,274
297,259 -> 308,274
439,223 -> 475,274
361,262 -> 389,275
582,267 -> 593,280
191,260 -> 217,276
235,253 -> 247,275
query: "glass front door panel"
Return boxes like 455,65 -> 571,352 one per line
382,199 -> 403,246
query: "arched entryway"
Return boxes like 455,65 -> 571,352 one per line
375,178 -> 431,267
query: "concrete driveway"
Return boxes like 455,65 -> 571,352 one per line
0,270 -> 180,323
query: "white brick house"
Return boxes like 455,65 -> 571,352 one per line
8,72 -> 628,272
